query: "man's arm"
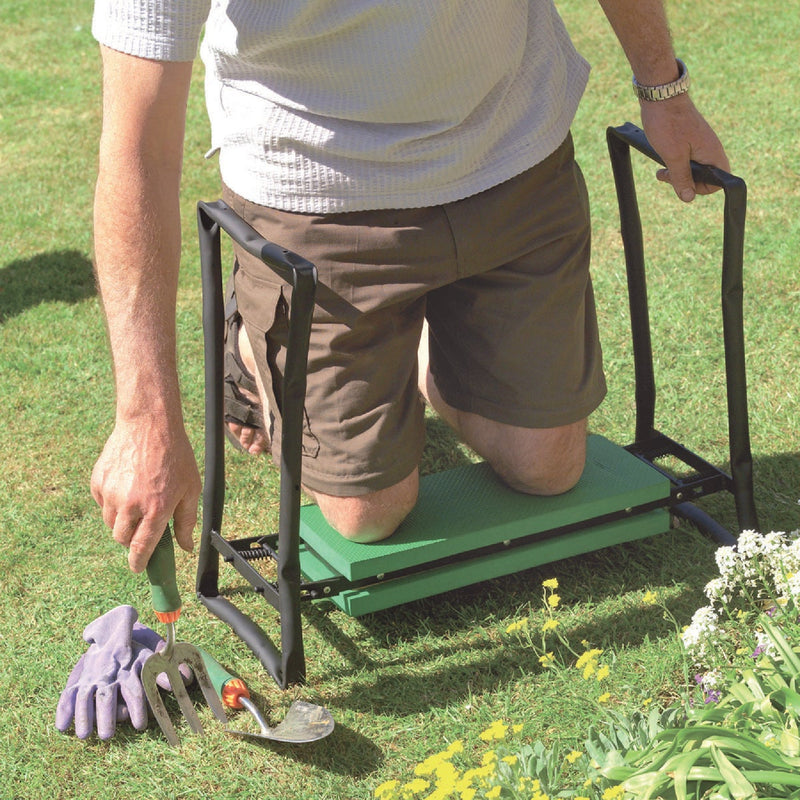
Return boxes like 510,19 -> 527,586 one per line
598,0 -> 730,201
90,46 -> 200,572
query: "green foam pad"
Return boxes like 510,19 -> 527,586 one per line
299,435 -> 670,582
299,509 -> 669,616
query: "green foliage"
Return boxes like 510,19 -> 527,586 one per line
534,534 -> 800,799
585,705 -> 686,763
594,700 -> 800,799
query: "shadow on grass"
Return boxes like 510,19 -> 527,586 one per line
101,683 -> 383,777
296,526 -> 718,716
221,717 -> 383,777
0,250 -> 96,322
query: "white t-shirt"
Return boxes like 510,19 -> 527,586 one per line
93,0 -> 590,213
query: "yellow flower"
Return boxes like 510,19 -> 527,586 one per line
486,787 -> 502,800
402,778 -> 430,796
457,770 -> 478,792
502,755 -> 518,765
432,760 -> 460,789
460,790 -> 476,800
542,578 -> 559,589
506,617 -> 529,634
576,648 -> 602,679
374,779 -> 399,799
538,652 -> 555,667
575,648 -> 602,668
479,720 -> 509,741
598,691 -> 611,704
468,765 -> 492,784
575,796 -> 591,800
541,618 -> 559,632
415,753 -> 448,776
595,664 -> 610,682
482,750 -> 498,766
642,590 -> 657,604
565,750 -> 583,764
602,785 -> 625,800
547,593 -> 561,608
446,739 -> 464,755
437,760 -> 459,776
642,697 -> 653,707
512,723 -> 523,734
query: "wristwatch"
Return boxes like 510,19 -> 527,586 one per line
632,59 -> 690,102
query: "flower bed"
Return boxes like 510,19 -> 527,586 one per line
374,531 -> 800,800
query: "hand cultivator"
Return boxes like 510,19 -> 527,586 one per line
141,527 -> 227,746
138,529 -> 334,745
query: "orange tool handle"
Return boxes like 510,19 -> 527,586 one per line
198,648 -> 251,709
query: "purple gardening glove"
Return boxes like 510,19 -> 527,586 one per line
55,605 -> 192,740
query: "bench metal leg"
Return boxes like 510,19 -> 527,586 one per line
195,200 -> 317,688
606,123 -> 758,536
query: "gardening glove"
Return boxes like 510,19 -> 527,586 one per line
55,605 -> 192,740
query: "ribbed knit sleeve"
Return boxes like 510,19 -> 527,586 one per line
92,0 -> 210,61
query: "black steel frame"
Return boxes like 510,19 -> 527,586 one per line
195,201 -> 317,687
607,123 -> 758,535
194,123 -> 758,688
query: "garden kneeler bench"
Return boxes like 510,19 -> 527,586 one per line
195,123 -> 758,689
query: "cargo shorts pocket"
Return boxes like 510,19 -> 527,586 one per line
233,257 -> 321,460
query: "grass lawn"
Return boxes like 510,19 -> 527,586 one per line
1,0 -> 799,797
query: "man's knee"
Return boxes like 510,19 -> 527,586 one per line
310,469 -> 419,543
486,421 -> 587,497
494,445 -> 586,496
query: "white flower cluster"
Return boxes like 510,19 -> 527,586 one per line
714,530 -> 800,606
681,530 -> 800,666
703,577 -> 729,604
700,667 -> 724,688
753,629 -> 778,658
681,605 -> 724,664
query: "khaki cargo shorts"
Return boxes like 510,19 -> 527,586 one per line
225,134 -> 606,497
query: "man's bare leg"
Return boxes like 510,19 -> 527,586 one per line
418,322 -> 587,495
312,469 -> 419,543
229,325 -> 418,541
226,325 -> 271,454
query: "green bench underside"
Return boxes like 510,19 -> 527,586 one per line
299,435 -> 670,582
299,509 -> 670,616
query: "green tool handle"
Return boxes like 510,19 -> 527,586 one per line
198,648 -> 251,709
145,527 -> 182,624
